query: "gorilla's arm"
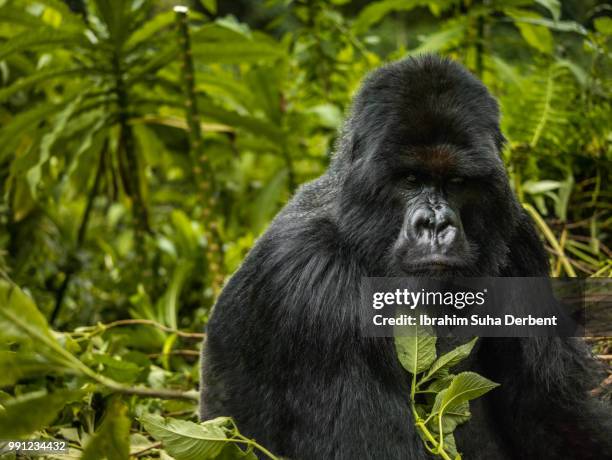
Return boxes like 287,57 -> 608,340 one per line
202,213 -> 428,459
478,212 -> 612,459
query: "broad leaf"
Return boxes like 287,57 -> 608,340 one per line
435,372 -> 499,415
141,414 -> 234,460
420,338 -> 478,385
442,433 -> 459,459
91,354 -> 142,384
428,400 -> 470,434
506,9 -> 554,54
395,327 -> 436,374
0,390 -> 82,438
27,95 -> 83,198
535,0 -> 561,21
0,279 -> 55,343
0,350 -> 67,387
82,399 -> 130,460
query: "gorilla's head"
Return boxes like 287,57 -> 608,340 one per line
333,55 -> 521,276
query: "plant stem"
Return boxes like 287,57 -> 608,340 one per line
2,307 -> 198,402
229,426 -> 280,459
112,49 -> 150,243
74,318 -> 205,340
415,420 -> 453,460
411,376 -> 454,460
174,5 -> 224,294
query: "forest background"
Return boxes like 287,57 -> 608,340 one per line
0,0 -> 610,458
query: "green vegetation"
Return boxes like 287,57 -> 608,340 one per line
0,0 -> 609,458
395,333 -> 495,460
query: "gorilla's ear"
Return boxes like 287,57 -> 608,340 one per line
501,211 -> 550,276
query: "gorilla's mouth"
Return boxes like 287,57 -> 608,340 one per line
402,255 -> 466,273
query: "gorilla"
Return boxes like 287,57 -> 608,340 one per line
200,55 -> 611,459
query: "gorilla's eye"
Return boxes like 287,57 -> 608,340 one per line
449,177 -> 464,185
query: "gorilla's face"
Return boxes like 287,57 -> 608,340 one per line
387,143 -> 505,276
336,57 -> 519,277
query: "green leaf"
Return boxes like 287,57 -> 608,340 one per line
199,0 -> 218,14
64,114 -> 108,182
159,263 -> 192,330
91,354 -> 142,384
0,351 -> 66,387
556,59 -> 588,87
535,0 -> 561,21
93,0 -> 132,46
0,280 -> 80,374
420,338 -> 478,385
435,372 -> 499,415
27,95 -> 83,198
428,400 -> 470,433
442,433 -> 459,459
126,10 -> 176,50
0,67 -> 86,103
191,25 -> 284,63
31,0 -> 86,28
193,21 -> 251,41
426,374 -> 455,393
0,29 -> 85,60
0,390 -> 81,438
0,6 -> 50,28
594,17 -> 612,35
141,414 -> 233,460
170,210 -> 200,255
522,180 -> 562,194
192,41 -> 284,64
251,169 -> 288,234
0,102 -> 66,163
306,104 -> 343,129
199,97 -> 284,145
126,43 -> 179,84
217,445 -> 258,460
352,0 -> 453,35
412,23 -> 466,54
506,9 -> 554,54
0,279 -> 55,343
81,399 -> 130,460
395,327 -> 436,374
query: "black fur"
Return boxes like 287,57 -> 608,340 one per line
201,55 -> 611,459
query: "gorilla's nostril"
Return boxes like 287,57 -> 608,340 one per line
437,220 -> 451,234
411,209 -> 436,236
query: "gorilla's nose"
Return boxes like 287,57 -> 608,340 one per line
409,204 -> 459,244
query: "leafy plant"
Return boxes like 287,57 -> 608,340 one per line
395,331 -> 498,460
142,414 -> 280,460
0,1 -> 609,458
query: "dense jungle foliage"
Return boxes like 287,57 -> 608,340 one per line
0,0 -> 610,458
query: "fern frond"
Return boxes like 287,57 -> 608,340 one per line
504,61 -> 579,151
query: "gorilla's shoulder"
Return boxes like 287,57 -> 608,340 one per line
273,171 -> 339,226
247,171 -> 342,259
